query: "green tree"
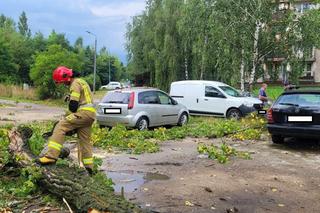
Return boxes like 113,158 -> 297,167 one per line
0,36 -> 18,82
18,11 -> 31,37
48,30 -> 71,50
126,0 -> 320,90
0,14 -> 15,31
32,32 -> 47,52
74,37 -> 83,53
30,44 -> 83,99
82,45 -> 94,76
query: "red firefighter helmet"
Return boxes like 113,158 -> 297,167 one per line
52,66 -> 73,84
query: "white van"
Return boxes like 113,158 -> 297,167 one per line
170,80 -> 262,119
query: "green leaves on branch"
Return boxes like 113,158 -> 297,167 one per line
197,143 -> 251,164
92,113 -> 267,154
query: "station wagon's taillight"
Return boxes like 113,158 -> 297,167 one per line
267,108 -> 274,123
128,92 -> 135,109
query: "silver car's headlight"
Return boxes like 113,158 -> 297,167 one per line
244,102 -> 254,107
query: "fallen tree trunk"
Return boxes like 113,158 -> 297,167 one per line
6,127 -> 145,213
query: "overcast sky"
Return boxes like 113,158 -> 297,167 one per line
0,0 -> 146,63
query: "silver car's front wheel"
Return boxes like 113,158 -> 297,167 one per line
136,117 -> 149,131
178,112 -> 188,126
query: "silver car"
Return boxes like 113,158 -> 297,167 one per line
96,88 -> 189,130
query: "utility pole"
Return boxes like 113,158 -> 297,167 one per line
109,57 -> 111,83
86,31 -> 97,93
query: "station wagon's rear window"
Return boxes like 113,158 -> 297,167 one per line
276,94 -> 320,106
102,92 -> 130,104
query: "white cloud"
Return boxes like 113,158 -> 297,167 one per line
89,1 -> 145,18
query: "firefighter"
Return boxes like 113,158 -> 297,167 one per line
38,66 -> 96,173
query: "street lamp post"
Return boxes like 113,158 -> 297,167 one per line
109,57 -> 111,83
86,31 -> 97,93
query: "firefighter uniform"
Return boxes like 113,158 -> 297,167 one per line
42,78 -> 96,169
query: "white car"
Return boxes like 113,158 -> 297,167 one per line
100,82 -> 122,90
170,80 -> 262,119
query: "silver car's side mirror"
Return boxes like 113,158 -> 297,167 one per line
171,99 -> 178,105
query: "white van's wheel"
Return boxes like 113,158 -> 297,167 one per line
226,109 -> 241,120
178,112 -> 188,126
136,117 -> 149,130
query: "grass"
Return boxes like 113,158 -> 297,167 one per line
0,83 -> 107,106
0,96 -> 66,107
0,84 -> 66,107
253,85 -> 284,101
0,84 -> 37,100
253,84 -> 320,101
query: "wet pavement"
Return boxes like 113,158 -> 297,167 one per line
107,170 -> 170,193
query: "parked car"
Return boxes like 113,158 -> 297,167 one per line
170,80 -> 262,119
100,82 -> 122,90
267,89 -> 320,143
96,88 -> 189,130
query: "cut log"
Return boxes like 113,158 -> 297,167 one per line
6,127 -> 145,213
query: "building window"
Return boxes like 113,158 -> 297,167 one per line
304,47 -> 314,59
305,63 -> 312,77
294,3 -> 317,14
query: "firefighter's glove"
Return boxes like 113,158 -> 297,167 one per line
64,95 -> 71,102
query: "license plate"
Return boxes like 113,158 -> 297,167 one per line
287,116 -> 312,122
104,108 -> 121,114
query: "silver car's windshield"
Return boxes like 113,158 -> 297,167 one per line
102,92 -> 130,104
219,86 -> 243,97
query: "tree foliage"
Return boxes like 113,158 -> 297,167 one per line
0,12 -> 126,99
18,11 -> 31,38
30,45 -> 83,99
0,35 -> 18,82
127,0 -> 320,90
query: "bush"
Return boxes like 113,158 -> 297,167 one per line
30,44 -> 83,100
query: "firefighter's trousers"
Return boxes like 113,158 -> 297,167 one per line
44,110 -> 96,169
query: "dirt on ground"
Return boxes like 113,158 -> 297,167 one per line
89,137 -> 320,213
0,99 -> 64,125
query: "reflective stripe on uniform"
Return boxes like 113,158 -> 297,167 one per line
83,157 -> 93,165
48,140 -> 62,151
78,79 -> 92,104
79,106 -> 96,113
66,114 -> 76,121
71,91 -> 80,99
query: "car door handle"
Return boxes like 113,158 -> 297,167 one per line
204,99 -> 208,101
197,98 -> 199,103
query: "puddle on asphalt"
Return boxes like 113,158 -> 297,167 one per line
106,170 -> 169,193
